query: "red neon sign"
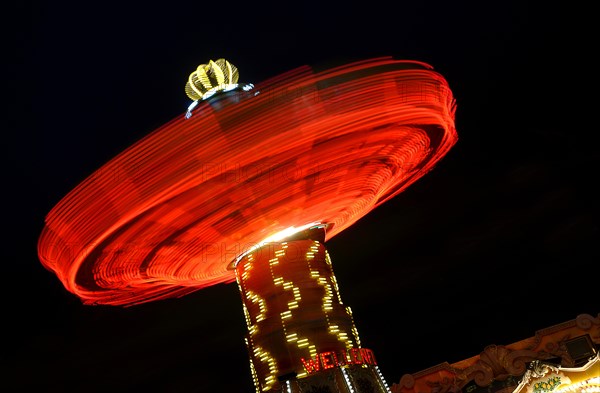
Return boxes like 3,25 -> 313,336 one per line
301,348 -> 378,374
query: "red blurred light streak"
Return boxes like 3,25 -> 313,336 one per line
38,57 -> 457,306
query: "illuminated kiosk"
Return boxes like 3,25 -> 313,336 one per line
37,57 -> 458,393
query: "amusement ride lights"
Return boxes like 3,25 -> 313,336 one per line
38,57 -> 458,392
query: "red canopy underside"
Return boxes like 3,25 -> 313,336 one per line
38,57 -> 457,306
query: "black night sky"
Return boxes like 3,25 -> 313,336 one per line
7,1 -> 598,392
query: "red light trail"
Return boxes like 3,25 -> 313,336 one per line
37,57 -> 457,306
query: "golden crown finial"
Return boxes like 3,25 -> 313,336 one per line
185,58 -> 239,101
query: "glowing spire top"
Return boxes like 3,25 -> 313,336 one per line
185,58 -> 240,101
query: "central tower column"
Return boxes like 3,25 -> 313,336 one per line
234,228 -> 390,393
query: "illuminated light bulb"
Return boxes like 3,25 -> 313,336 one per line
375,366 -> 392,392
286,333 -> 298,342
342,368 -> 356,393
